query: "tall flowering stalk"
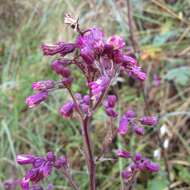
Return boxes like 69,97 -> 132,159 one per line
16,14 -> 159,190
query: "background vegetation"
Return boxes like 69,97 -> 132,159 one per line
0,0 -> 190,189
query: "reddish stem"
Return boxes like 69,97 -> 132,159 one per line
82,116 -> 96,190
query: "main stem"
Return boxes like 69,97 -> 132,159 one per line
82,116 -> 96,190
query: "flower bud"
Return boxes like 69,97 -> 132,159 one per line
140,116 -> 158,126
59,101 -> 75,118
83,95 -> 90,105
32,80 -> 54,91
106,95 -> 117,108
41,42 -> 75,56
25,92 -> 48,108
42,162 -> 52,177
21,177 -> 30,190
62,77 -> 73,87
51,60 -> 71,77
105,107 -> 118,118
134,152 -> 142,162
33,158 -> 45,168
145,160 -> 160,172
118,116 -> 128,135
116,150 -> 131,159
54,156 -> 68,169
125,109 -> 136,118
46,152 -> 56,162
17,155 -> 36,165
133,126 -> 144,136
129,66 -> 146,81
27,169 -> 43,183
122,168 -> 133,180
81,103 -> 89,113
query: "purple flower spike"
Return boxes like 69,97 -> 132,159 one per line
59,101 -> 75,118
26,92 -> 48,108
140,116 -> 158,126
41,42 -> 75,56
116,149 -> 131,158
107,35 -> 125,50
32,80 -> 54,91
145,161 -> 160,172
118,116 -> 128,135
17,155 -> 36,165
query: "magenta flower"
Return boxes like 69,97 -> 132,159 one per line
26,92 -> 48,108
140,116 -> 158,126
118,116 -> 128,135
32,80 -> 55,91
41,42 -> 75,56
59,101 -> 75,118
